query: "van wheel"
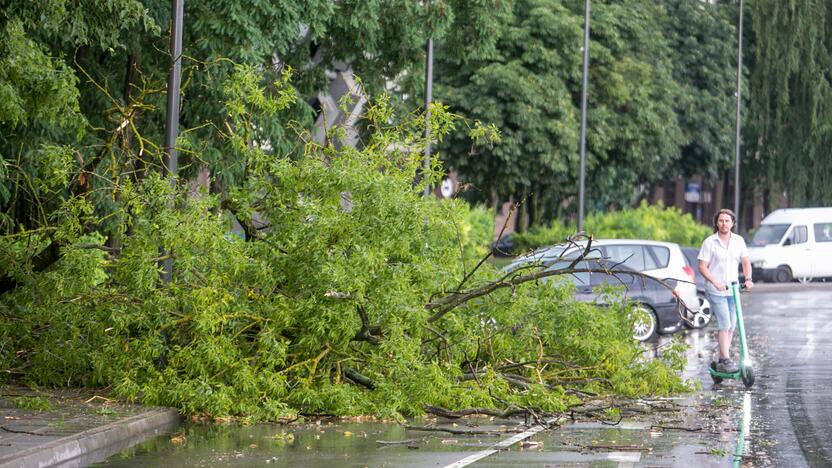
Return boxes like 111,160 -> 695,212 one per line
775,266 -> 793,283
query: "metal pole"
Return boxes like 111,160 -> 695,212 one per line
164,0 -> 184,183
734,0 -> 744,224
162,0 -> 183,282
423,38 -> 434,199
578,0 -> 590,231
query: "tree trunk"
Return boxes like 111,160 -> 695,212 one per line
515,187 -> 529,233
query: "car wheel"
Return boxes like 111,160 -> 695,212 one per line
684,295 -> 711,329
696,296 -> 712,327
775,265 -> 793,283
690,312 -> 710,329
630,304 -> 657,342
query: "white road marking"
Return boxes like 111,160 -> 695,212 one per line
608,450 -> 641,467
619,421 -> 649,430
796,321 -> 832,359
442,421 -> 553,468
443,419 -> 646,468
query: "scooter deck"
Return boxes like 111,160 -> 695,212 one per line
708,367 -> 742,379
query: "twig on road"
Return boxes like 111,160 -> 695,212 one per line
404,424 -> 522,436
376,438 -> 420,446
584,444 -> 650,452
650,424 -> 704,432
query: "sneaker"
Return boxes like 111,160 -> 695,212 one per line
718,358 -> 738,373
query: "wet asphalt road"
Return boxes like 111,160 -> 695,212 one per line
470,282 -> 832,467
739,282 -> 832,467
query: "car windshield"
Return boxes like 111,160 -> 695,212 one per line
547,259 -> 635,287
504,245 -> 577,273
525,246 -> 568,261
751,224 -> 790,246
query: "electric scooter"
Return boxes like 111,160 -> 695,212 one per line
708,282 -> 755,388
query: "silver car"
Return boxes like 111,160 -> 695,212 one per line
505,239 -> 703,327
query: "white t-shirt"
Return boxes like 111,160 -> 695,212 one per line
697,232 -> 749,296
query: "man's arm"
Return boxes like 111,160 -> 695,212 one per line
699,259 -> 725,292
741,256 -> 754,289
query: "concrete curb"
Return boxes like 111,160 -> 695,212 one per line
0,407 -> 180,468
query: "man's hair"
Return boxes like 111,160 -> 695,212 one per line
713,208 -> 736,230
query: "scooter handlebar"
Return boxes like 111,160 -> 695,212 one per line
731,281 -> 748,291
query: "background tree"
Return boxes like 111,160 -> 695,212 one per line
436,0 -> 686,229
0,0 -> 157,232
747,0 -> 832,207
435,0 -> 582,229
659,0 -> 737,180
0,0 -> 506,277
580,0 -> 683,210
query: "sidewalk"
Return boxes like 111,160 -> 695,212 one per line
0,386 -> 179,468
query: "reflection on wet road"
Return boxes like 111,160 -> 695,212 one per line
677,283 -> 832,467
742,283 -> 832,467
735,392 -> 750,467
599,282 -> 832,467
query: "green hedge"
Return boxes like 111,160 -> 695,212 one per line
513,201 -> 711,252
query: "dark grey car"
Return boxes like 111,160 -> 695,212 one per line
556,259 -> 683,342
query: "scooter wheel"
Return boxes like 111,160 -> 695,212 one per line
710,362 -> 723,384
742,367 -> 755,388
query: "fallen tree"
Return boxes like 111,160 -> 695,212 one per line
0,66 -> 691,422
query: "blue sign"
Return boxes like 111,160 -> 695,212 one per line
684,182 -> 701,203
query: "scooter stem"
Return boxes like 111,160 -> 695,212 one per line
731,282 -> 748,371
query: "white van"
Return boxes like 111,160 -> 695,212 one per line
748,208 -> 832,283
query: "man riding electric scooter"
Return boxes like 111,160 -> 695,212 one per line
697,209 -> 753,374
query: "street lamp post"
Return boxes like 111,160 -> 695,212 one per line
424,38 -> 434,199
162,0 -> 184,282
734,0 -> 744,224
164,0 -> 184,186
578,0 -> 590,231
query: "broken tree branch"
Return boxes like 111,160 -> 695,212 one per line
343,367 -> 375,390
352,306 -> 383,344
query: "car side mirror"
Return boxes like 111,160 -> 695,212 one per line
783,238 -> 792,246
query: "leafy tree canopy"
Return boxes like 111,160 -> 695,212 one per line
748,0 -> 832,206
436,0 -> 689,224
661,0 -> 737,180
0,0 -> 508,234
